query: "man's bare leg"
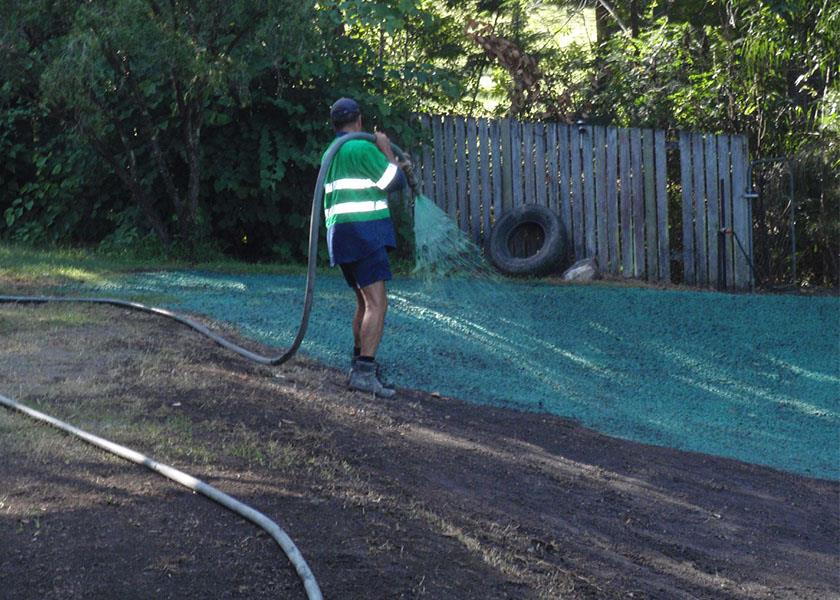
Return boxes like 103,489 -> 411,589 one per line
352,287 -> 365,353
358,280 -> 387,357
348,280 -> 394,397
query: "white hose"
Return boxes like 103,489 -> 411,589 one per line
0,392 -> 323,600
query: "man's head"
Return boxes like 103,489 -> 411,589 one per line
330,97 -> 362,132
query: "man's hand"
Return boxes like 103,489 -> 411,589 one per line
373,131 -> 397,163
397,155 -> 417,190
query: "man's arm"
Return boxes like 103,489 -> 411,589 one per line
373,131 -> 408,192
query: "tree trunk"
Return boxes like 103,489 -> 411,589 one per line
85,130 -> 172,248
595,3 -> 611,46
593,3 -> 612,98
630,0 -> 640,38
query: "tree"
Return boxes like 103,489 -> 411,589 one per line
39,0 -> 315,251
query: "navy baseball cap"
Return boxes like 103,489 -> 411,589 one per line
330,97 -> 361,124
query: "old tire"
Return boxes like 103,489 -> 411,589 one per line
488,204 -> 565,276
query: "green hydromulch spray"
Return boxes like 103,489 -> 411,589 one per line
412,194 -> 498,284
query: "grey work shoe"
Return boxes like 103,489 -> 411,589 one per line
348,360 -> 396,399
347,355 -> 358,383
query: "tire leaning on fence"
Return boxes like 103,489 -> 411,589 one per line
488,204 -> 566,276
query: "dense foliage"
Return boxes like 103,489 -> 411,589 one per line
0,0 -> 466,260
1,0 -> 836,285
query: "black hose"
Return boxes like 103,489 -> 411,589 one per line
0,132 -> 411,600
0,132 -> 409,366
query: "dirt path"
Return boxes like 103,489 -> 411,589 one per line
1,302 -> 837,599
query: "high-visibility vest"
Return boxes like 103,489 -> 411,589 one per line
323,139 -> 398,228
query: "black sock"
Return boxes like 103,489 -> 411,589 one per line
358,355 -> 375,363
353,347 -> 361,357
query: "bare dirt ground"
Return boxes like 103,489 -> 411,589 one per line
1,299 -> 838,599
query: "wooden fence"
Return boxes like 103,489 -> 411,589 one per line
414,115 -> 754,290
678,131 -> 753,289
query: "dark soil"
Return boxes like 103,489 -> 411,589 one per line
0,302 -> 838,599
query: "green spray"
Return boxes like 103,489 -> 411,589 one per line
412,194 -> 498,283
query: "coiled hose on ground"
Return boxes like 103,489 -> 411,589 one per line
0,132 -> 410,599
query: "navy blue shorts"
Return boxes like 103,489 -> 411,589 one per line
339,247 -> 392,289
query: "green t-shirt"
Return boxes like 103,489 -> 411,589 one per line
323,139 -> 398,228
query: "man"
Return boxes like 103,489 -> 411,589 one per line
323,97 -> 408,398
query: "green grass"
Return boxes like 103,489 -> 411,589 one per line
0,242 -> 422,290
0,242 -> 309,287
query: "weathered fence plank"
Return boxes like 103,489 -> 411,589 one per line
643,129 -> 657,280
606,127 -> 619,273
559,125 -> 573,250
570,125 -> 584,258
704,134 -> 720,287
582,127 -> 596,258
691,133 -> 707,285
522,121 -> 535,206
631,127 -> 645,278
432,116 -> 445,209
479,118 -> 492,240
443,116 -> 457,219
491,120 -> 503,227
455,116 -> 468,231
717,135 -> 735,289
619,128 -> 633,277
594,126 -> 608,267
467,118 -> 480,241
535,123 -> 547,207
731,135 -> 752,289
500,118 -> 513,212
679,131 -> 695,285
655,130 -> 670,282
420,116 -> 434,198
546,123 -> 558,212
510,120 -> 523,208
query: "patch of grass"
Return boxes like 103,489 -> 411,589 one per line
0,242 -> 308,288
224,423 -> 304,469
0,305 -> 98,337
0,407 -> 113,465
137,416 -> 218,465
